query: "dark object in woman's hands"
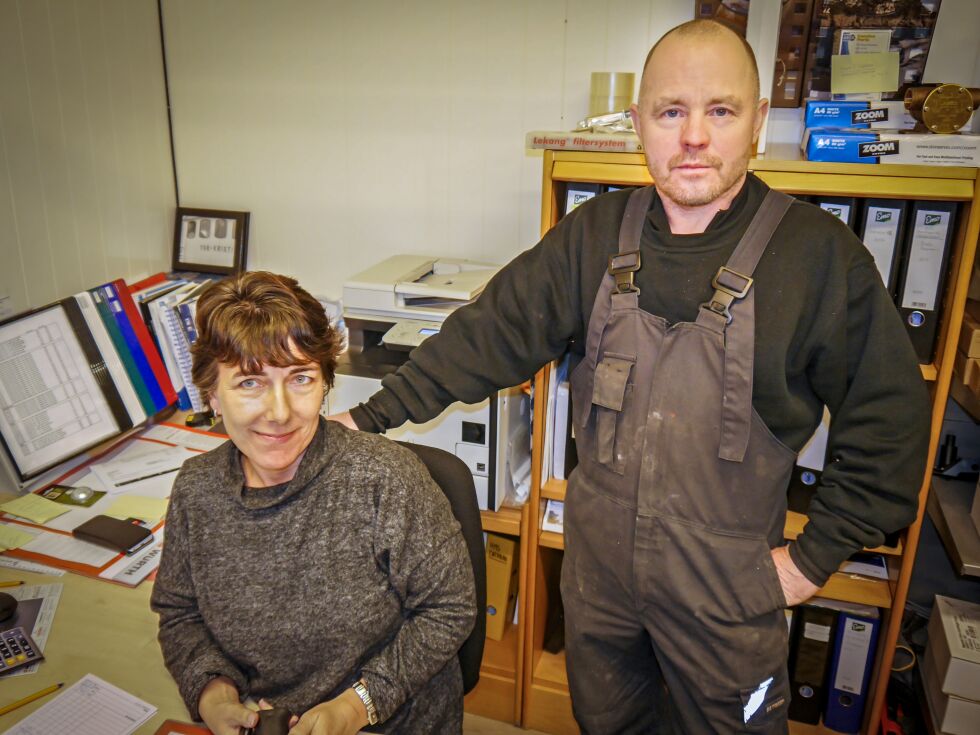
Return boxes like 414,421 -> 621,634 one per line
242,706 -> 291,735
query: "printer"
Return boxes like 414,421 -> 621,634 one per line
325,255 -> 531,512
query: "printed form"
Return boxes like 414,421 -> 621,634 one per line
4,673 -> 156,735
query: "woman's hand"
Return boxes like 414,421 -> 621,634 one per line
198,676 -> 257,735
287,688 -> 369,735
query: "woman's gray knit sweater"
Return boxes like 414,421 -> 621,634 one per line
150,417 -> 477,733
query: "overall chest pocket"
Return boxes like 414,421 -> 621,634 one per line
590,353 -> 635,475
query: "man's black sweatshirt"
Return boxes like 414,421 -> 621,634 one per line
352,173 -> 930,586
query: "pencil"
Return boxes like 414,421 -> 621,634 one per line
0,682 -> 63,716
0,581 -> 24,588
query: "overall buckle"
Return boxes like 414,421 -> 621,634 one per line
608,250 -> 641,294
701,267 -> 753,324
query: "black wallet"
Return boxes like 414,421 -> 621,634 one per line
72,514 -> 154,555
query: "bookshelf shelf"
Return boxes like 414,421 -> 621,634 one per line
524,150 -> 980,735
533,649 -> 569,688
541,478 -> 566,501
481,506 -> 522,536
467,502 -> 528,725
538,530 -> 564,551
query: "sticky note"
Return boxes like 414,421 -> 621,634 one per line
0,494 -> 70,524
831,52 -> 900,95
104,496 -> 168,524
0,523 -> 34,550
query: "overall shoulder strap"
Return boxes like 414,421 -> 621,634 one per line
702,188 -> 794,463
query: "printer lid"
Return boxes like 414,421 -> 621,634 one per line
343,255 -> 501,322
394,259 -> 499,302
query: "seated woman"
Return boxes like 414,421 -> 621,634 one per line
151,271 -> 477,735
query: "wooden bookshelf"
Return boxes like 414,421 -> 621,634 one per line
481,505 -> 523,536
465,503 -> 529,724
523,150 -> 980,734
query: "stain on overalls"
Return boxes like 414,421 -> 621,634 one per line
561,186 -> 796,734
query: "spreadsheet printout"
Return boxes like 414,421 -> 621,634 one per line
3,673 -> 156,735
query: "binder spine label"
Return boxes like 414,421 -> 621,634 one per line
862,206 -> 902,286
803,622 -> 832,642
901,209 -> 951,311
833,617 -> 874,694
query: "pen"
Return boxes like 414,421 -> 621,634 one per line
0,581 -> 24,588
0,682 -> 63,716
115,466 -> 180,487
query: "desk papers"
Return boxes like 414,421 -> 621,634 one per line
4,673 -> 156,735
0,495 -> 69,525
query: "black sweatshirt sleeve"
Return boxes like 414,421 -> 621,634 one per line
352,214 -> 590,432
789,256 -> 930,586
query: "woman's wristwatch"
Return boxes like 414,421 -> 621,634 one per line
352,679 -> 379,725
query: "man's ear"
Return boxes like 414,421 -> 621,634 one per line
753,97 -> 770,144
629,103 -> 641,134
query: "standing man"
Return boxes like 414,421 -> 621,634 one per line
332,19 -> 929,734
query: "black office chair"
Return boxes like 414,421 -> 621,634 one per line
397,442 -> 487,694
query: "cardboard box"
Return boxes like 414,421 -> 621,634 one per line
485,533 -> 519,641
803,128 -> 980,166
927,595 -> 980,701
922,641 -> 980,735
958,304 -> 980,359
953,350 -> 980,393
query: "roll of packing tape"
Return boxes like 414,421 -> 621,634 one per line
589,71 -> 635,116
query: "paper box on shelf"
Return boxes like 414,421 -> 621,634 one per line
803,128 -> 980,166
958,302 -> 980,358
485,532 -> 519,641
953,350 -> 980,394
927,595 -> 980,701
804,100 -> 920,130
922,641 -> 980,735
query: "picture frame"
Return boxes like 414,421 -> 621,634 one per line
172,207 -> 250,275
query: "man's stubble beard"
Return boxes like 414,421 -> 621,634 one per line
655,147 -> 752,208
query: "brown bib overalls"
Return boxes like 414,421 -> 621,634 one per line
561,186 -> 796,734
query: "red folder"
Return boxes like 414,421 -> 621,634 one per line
111,278 -> 178,407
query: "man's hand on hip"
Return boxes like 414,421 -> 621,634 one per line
771,545 -> 820,607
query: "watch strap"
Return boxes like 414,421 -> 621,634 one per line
353,679 -> 379,725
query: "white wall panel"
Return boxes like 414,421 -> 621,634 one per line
163,0 -> 693,299
8,0 -> 974,315
0,0 -> 174,315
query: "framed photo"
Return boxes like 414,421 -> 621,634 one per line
172,207 -> 250,275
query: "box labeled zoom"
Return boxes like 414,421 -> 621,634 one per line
803,128 -> 980,166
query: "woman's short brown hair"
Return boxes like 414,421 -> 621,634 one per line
191,271 -> 341,402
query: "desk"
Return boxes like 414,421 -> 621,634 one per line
0,560 -> 189,732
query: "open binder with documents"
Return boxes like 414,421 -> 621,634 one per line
0,422 -> 225,586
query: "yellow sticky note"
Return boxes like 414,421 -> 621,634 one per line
0,494 -> 69,524
0,523 -> 34,550
104,496 -> 168,524
831,52 -> 900,95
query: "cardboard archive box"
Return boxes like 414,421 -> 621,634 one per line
927,596 -> 980,702
922,642 -> 980,735
485,532 -> 519,641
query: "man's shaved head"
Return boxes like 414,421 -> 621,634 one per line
640,20 -> 760,104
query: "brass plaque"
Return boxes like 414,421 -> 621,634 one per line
905,84 -> 977,134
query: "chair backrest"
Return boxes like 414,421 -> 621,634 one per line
397,441 -> 486,695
